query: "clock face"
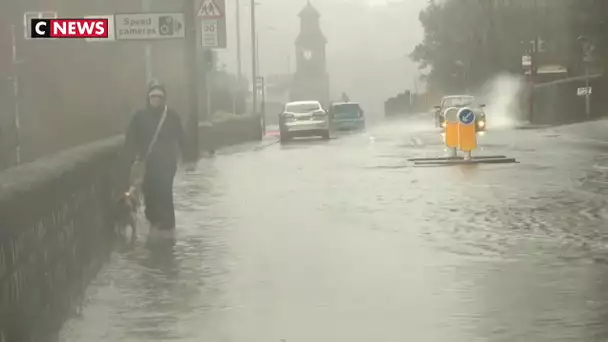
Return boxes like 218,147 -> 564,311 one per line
303,50 -> 313,60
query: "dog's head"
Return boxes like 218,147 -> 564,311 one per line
115,189 -> 138,213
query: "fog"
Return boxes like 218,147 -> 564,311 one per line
216,0 -> 428,117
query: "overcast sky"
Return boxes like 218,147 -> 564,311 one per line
215,0 -> 427,114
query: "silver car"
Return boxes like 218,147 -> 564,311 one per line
433,95 -> 487,132
279,101 -> 330,142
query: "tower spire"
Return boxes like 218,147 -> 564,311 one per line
299,0 -> 320,18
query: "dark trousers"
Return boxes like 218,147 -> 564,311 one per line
142,167 -> 176,230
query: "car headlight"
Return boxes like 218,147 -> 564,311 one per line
312,110 -> 327,118
441,121 -> 446,128
283,113 -> 295,122
477,119 -> 485,127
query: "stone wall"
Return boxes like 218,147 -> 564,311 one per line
0,115 -> 263,341
530,74 -> 607,125
0,136 -> 123,342
200,115 -> 264,151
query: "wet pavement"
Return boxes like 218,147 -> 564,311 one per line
59,116 -> 608,342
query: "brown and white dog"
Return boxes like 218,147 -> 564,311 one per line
114,186 -> 140,239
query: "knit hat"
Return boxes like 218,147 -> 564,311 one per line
148,87 -> 165,98
147,80 -> 166,98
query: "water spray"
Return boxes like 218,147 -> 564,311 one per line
477,73 -> 526,129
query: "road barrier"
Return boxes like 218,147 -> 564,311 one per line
411,107 -> 516,166
443,107 -> 459,155
456,108 -> 477,157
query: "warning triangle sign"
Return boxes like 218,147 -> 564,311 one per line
198,0 -> 222,18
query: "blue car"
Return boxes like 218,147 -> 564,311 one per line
329,102 -> 366,131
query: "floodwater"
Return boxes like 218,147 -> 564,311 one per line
60,117 -> 608,342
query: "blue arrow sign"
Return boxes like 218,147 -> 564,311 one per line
458,108 -> 476,125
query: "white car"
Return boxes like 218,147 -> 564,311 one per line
433,95 -> 487,131
278,100 -> 330,142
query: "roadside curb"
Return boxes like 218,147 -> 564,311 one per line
212,135 -> 279,155
514,124 -> 553,130
253,139 -> 280,151
554,134 -> 608,146
544,119 -> 608,144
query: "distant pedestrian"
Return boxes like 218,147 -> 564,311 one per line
341,92 -> 350,102
122,81 -> 186,231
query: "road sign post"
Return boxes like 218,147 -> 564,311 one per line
522,55 -> 532,68
198,0 -> 226,49
250,0 -> 257,115
577,86 -> 592,97
579,36 -> 595,119
443,107 -> 459,156
198,0 -> 221,17
201,20 -> 219,47
457,107 -> 477,159
256,76 -> 265,117
184,0 -> 200,159
114,13 -> 185,40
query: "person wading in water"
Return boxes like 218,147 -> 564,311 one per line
122,81 -> 186,231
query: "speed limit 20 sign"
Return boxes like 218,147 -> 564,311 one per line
201,20 -> 218,47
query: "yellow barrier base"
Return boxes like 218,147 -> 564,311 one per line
408,155 -> 508,162
412,157 -> 517,166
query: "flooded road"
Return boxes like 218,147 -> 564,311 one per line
60,117 -> 608,342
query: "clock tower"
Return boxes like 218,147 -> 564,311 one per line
290,1 -> 329,104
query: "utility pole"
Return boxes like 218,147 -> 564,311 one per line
256,34 -> 260,77
529,0 -> 539,124
184,0 -> 200,159
236,0 -> 242,79
10,25 -> 21,166
250,0 -> 258,115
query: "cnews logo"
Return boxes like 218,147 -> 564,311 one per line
31,18 -> 109,38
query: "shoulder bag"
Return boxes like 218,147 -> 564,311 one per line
129,106 -> 167,189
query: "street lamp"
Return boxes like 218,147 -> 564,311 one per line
256,26 -> 277,76
142,0 -> 152,83
254,26 -> 277,122
250,0 -> 259,115
236,0 -> 242,79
